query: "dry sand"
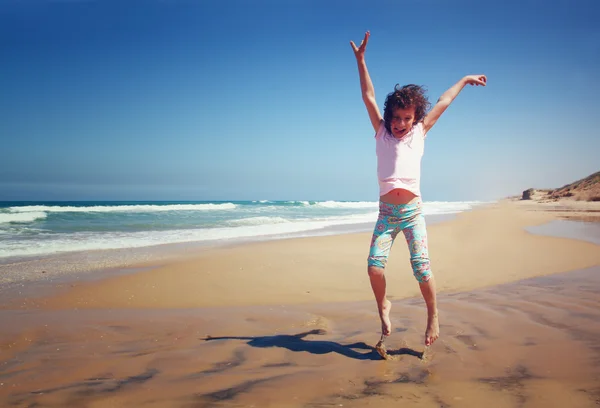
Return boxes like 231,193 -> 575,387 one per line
1,199 -> 599,407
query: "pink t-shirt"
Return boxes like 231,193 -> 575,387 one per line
375,120 -> 426,197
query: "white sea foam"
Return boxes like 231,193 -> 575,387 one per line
423,201 -> 485,215
8,203 -> 237,214
226,216 -> 291,226
313,201 -> 378,209
0,213 -> 379,258
0,212 -> 47,224
284,200 -> 311,205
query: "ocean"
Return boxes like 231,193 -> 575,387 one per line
0,200 -> 485,282
0,200 -> 486,261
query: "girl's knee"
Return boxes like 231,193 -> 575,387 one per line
410,256 -> 431,282
415,270 -> 433,283
367,252 -> 388,271
367,264 -> 385,277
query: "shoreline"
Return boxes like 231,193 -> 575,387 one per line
10,195 -> 597,291
3,198 -> 598,310
0,213 -> 457,287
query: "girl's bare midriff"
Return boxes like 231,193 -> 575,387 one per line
380,188 -> 419,205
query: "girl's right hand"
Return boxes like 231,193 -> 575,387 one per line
350,31 -> 370,59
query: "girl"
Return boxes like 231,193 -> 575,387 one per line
350,31 -> 486,347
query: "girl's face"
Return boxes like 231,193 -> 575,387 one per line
390,106 -> 416,138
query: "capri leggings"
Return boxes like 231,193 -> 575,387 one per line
367,199 -> 432,283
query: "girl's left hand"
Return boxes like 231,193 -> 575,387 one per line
464,75 -> 487,86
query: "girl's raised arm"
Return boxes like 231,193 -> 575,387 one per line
351,31 -> 383,133
423,75 -> 487,134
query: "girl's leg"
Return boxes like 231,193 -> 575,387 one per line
402,209 -> 439,346
368,265 -> 392,336
367,204 -> 400,336
419,276 -> 439,346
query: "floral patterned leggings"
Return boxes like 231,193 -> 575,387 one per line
367,199 -> 432,283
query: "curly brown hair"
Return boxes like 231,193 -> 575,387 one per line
383,84 -> 431,134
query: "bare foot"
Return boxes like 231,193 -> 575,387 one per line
375,337 -> 388,360
425,312 -> 439,346
378,299 -> 392,336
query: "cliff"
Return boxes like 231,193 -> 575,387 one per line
522,171 -> 600,202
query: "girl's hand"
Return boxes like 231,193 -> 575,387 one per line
464,75 -> 487,86
350,31 -> 370,59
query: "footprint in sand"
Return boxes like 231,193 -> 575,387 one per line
455,334 -> 479,350
302,315 -> 330,332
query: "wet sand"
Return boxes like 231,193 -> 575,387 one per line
1,266 -> 599,407
1,199 -> 600,407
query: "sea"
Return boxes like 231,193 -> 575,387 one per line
0,200 -> 487,260
0,200 -> 486,282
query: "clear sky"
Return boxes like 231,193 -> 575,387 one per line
1,0 -> 599,202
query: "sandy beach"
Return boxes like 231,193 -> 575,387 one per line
4,1 -> 598,406
1,199 -> 600,407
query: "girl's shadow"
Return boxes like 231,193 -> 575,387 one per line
203,329 -> 422,361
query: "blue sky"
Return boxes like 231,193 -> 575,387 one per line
1,0 -> 599,202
